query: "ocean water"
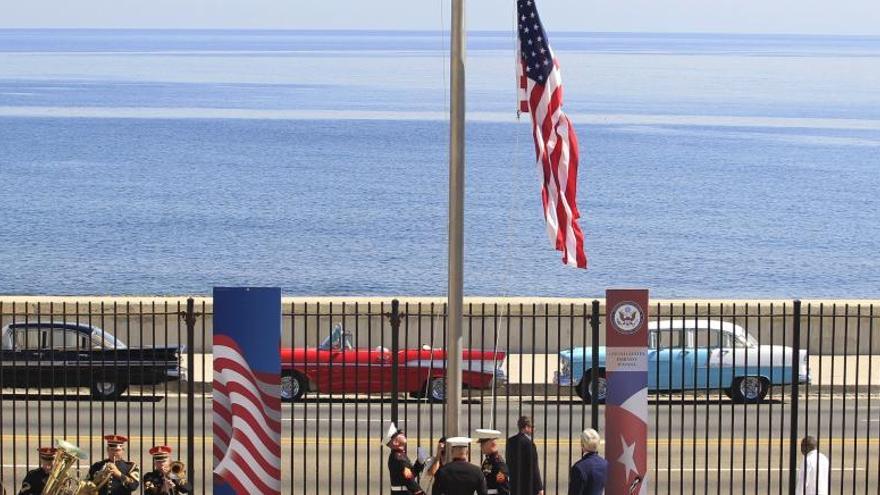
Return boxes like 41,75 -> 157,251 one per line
0,30 -> 879,298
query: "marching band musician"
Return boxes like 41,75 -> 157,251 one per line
88,435 -> 140,495
384,422 -> 426,495
143,445 -> 191,494
17,447 -> 56,495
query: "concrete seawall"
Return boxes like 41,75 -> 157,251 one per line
1,296 -> 878,354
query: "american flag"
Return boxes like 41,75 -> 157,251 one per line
517,0 -> 588,269
213,335 -> 282,495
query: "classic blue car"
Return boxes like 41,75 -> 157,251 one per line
0,321 -> 185,399
555,320 -> 810,403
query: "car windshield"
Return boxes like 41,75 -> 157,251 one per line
319,324 -> 353,351
91,328 -> 128,349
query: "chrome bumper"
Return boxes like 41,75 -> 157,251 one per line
554,370 -> 574,386
167,367 -> 187,381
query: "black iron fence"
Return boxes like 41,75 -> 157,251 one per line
1,298 -> 878,494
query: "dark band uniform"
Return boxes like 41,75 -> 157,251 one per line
384,423 -> 425,494
143,445 -> 191,495
388,449 -> 425,494
481,453 -> 510,495
89,435 -> 140,495
434,458 -> 488,495
18,447 -> 55,495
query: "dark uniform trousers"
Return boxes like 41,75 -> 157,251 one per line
481,453 -> 511,495
388,450 -> 426,494
142,470 -> 192,494
88,459 -> 141,495
433,459 -> 488,495
17,469 -> 48,495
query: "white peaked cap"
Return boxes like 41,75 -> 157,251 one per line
474,429 -> 502,441
382,422 -> 400,447
446,437 -> 472,447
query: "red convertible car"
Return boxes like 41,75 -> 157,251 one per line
281,324 -> 506,402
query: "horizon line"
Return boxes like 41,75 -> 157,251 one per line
0,27 -> 879,38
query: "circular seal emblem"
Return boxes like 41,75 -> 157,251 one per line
611,301 -> 644,335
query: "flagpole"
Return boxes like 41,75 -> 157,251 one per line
446,0 -> 465,447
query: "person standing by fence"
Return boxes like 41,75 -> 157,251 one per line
568,429 -> 607,495
17,447 -> 56,495
795,436 -> 829,495
475,429 -> 510,495
432,437 -> 487,495
384,423 -> 426,495
506,416 -> 544,495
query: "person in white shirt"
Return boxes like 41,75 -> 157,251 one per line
796,436 -> 829,495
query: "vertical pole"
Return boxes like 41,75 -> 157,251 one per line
446,0 -> 466,447
788,300 -> 802,495
590,300 -> 600,430
389,299 -> 401,425
183,298 -> 197,490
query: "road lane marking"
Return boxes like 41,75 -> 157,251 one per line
0,464 -> 873,474
2,435 -> 878,448
284,418 -> 386,423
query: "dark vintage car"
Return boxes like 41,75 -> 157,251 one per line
0,321 -> 185,399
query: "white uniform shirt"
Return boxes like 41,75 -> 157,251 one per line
795,450 -> 829,495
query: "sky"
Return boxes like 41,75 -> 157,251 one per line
2,0 -> 880,35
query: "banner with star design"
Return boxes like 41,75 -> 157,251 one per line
605,289 -> 649,495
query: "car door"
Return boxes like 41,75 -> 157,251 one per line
9,325 -> 50,388
49,326 -> 92,389
694,327 -> 723,389
675,328 -> 698,390
651,328 -> 682,390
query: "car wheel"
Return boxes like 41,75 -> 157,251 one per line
427,377 -> 446,403
91,381 -> 127,400
281,373 -> 307,402
577,369 -> 607,404
730,376 -> 768,404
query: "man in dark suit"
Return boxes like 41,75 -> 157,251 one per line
505,416 -> 543,495
568,428 -> 607,495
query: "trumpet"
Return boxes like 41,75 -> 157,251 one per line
169,460 -> 187,485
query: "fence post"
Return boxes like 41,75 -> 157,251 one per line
788,299 -> 802,495
388,299 -> 402,425
591,299 -> 600,430
181,298 -> 198,489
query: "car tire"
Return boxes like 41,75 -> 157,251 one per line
729,376 -> 768,404
91,381 -> 127,400
577,369 -> 607,404
426,377 -> 446,403
282,372 -> 307,402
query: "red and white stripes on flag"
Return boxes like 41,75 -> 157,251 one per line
213,335 -> 282,495
517,0 -> 587,268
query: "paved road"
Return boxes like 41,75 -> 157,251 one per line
1,392 -> 879,494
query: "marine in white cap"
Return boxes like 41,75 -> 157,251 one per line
475,429 -> 510,495
432,437 -> 487,495
384,422 -> 426,494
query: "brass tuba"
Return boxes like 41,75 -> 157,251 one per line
44,439 -> 99,495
